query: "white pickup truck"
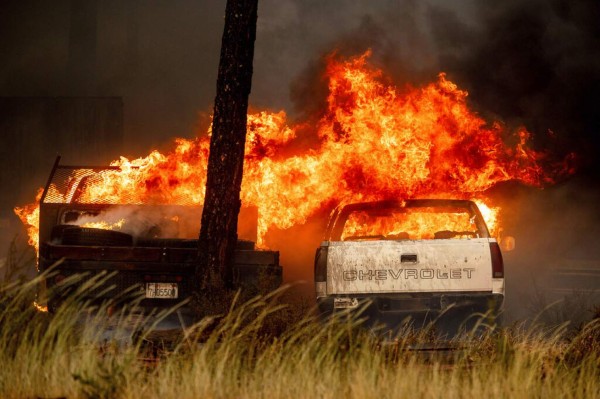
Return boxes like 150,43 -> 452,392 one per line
314,199 -> 505,329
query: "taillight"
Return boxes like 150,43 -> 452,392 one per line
314,246 -> 328,282
490,242 -> 504,278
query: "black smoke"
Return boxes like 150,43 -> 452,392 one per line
429,0 -> 600,180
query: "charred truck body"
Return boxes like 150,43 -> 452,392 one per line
38,157 -> 282,312
315,199 -> 505,331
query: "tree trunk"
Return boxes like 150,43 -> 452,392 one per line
196,0 -> 258,294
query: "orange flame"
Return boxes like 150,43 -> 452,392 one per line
15,51 -> 567,250
33,301 -> 48,313
341,207 -> 476,241
14,188 -> 43,254
81,219 -> 126,231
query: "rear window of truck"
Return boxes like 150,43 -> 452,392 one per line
339,204 -> 485,241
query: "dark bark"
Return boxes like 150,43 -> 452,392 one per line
196,0 -> 258,292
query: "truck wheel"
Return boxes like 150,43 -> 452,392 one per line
60,227 -> 133,246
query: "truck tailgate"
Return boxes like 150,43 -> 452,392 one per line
326,239 -> 493,295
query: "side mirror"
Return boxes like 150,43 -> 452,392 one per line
500,236 -> 515,252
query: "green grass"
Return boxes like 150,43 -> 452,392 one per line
0,242 -> 600,399
0,273 -> 598,399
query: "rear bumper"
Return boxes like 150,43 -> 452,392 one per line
317,292 -> 504,320
39,243 -> 282,312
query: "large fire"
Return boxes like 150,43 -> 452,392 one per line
15,51 -> 566,251
340,204 -> 489,241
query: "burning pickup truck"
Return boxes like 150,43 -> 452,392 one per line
314,199 -> 505,330
37,157 -> 281,312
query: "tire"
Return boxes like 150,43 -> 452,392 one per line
60,227 -> 133,247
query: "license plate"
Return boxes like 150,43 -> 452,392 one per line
145,283 -> 178,299
334,297 -> 359,309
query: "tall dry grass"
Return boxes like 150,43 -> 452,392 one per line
0,270 -> 598,399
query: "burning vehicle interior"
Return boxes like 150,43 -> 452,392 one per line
37,157 -> 281,312
334,200 -> 490,242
